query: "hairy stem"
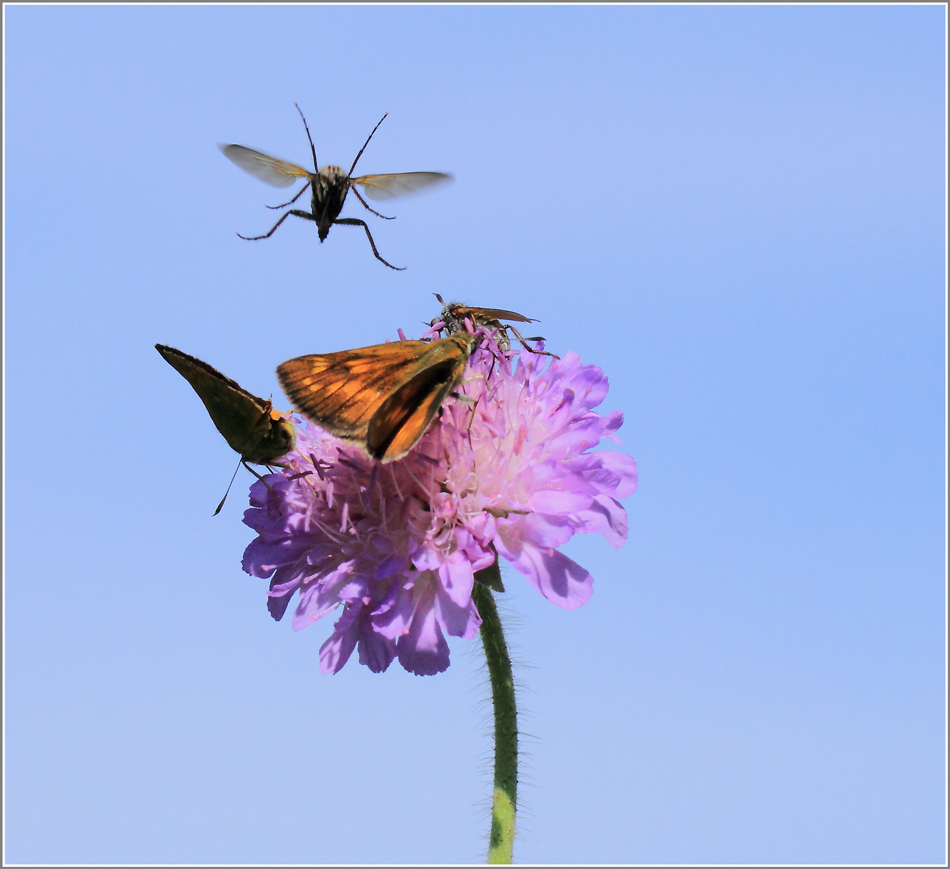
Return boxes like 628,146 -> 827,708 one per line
473,562 -> 517,864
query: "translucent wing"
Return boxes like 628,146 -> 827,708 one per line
351,172 -> 452,201
447,305 -> 537,325
218,144 -> 314,188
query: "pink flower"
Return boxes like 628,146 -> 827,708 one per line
242,333 -> 637,676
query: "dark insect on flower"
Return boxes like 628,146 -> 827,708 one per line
432,292 -> 554,355
156,344 -> 296,513
219,104 -> 451,270
276,332 -> 480,464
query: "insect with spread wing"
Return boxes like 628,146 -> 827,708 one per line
219,104 -> 451,270
277,333 -> 480,464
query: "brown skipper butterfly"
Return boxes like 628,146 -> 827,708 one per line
219,104 -> 451,270
156,345 -> 297,513
276,333 -> 479,463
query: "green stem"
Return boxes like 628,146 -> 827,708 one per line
472,563 -> 517,864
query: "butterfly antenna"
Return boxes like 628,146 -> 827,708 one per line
214,458 -> 243,516
347,112 -> 388,177
295,102 -> 319,173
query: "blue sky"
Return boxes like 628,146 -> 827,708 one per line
4,4 -> 945,864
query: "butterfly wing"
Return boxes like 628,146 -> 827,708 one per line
351,172 -> 452,201
276,340 -> 436,442
277,335 -> 474,460
218,144 -> 314,188
366,336 -> 473,462
156,345 -> 295,463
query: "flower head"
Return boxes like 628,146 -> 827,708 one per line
242,329 -> 637,676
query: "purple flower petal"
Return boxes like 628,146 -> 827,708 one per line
576,495 -> 630,549
495,521 -> 594,610
240,331 -> 636,675
397,595 -> 451,676
319,605 -> 360,674
437,550 -> 476,608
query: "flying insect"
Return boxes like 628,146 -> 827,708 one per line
219,105 -> 451,270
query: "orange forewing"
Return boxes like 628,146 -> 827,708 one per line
276,334 -> 476,463
156,344 -> 296,464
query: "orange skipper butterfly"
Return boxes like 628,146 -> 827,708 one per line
276,333 -> 478,463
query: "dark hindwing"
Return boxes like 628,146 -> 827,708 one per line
366,356 -> 467,462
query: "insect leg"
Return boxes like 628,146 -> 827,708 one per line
350,185 -> 395,220
459,363 -> 493,468
334,217 -> 405,270
237,210 -> 315,241
242,461 -> 283,513
506,325 -> 559,358
266,182 -> 310,210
